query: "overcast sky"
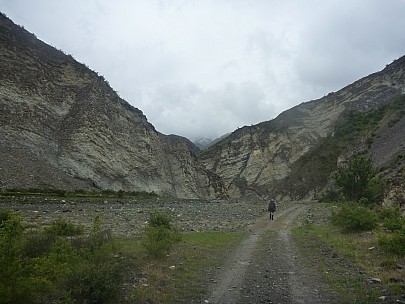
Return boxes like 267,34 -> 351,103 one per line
1,0 -> 405,140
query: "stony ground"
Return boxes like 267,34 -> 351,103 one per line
205,203 -> 341,304
0,196 -> 266,237
2,196 -> 399,303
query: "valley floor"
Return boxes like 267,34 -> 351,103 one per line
1,196 -> 400,303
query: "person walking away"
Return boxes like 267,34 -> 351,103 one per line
268,199 -> 277,220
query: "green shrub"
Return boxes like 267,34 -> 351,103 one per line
144,226 -> 174,258
379,230 -> 405,256
67,257 -> 126,303
332,203 -> 378,233
378,207 -> 404,232
45,217 -> 84,236
0,211 -> 131,303
0,209 -> 13,228
333,154 -> 375,201
143,211 -> 181,258
22,232 -> 56,258
149,210 -> 172,229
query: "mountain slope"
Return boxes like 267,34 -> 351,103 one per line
199,57 -> 405,200
0,13 -> 224,198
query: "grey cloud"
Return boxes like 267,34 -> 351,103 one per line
1,0 -> 405,139
146,82 -> 273,140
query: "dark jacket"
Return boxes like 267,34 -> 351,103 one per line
268,200 -> 277,212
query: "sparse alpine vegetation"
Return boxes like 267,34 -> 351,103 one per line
281,94 -> 405,199
0,208 -> 247,303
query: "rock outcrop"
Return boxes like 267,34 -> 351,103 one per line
0,13 -> 223,198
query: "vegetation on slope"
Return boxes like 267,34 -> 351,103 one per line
292,122 -> 405,302
280,95 -> 405,199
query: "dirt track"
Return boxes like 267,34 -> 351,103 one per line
207,204 -> 338,304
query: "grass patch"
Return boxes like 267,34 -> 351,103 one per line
119,231 -> 246,303
294,222 -> 405,303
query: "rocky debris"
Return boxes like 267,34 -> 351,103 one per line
0,196 -> 266,237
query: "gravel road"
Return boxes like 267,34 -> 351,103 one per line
206,203 -> 339,304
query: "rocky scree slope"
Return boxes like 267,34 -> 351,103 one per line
199,56 -> 405,200
0,13 -> 224,198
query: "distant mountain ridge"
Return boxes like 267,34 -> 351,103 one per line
192,133 -> 231,149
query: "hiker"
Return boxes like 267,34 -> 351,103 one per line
268,199 -> 277,220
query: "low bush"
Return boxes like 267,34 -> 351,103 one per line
149,210 -> 173,229
378,206 -> 404,232
45,217 -> 84,236
0,209 -> 12,228
0,211 -> 131,304
331,203 -> 378,233
143,210 -> 181,258
379,230 -> 405,256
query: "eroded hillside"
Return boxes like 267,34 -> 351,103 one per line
0,13 -> 224,198
1,12 -> 404,202
199,57 -> 405,201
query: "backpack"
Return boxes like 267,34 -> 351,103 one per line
268,200 -> 277,212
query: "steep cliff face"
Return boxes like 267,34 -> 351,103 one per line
200,57 -> 405,199
0,14 -> 222,198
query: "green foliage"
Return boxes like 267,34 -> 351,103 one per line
143,211 -> 181,258
45,217 -> 84,236
333,154 -> 375,202
149,210 -> 173,229
331,203 -> 378,233
386,94 -> 405,127
363,177 -> 384,205
0,211 -> 131,304
379,230 -> 405,256
378,206 -> 405,232
282,96 -> 404,199
331,203 -> 405,257
376,206 -> 404,256
0,209 -> 13,228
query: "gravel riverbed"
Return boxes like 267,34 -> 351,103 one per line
0,196 -> 268,237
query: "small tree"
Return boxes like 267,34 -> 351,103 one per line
333,154 -> 375,201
